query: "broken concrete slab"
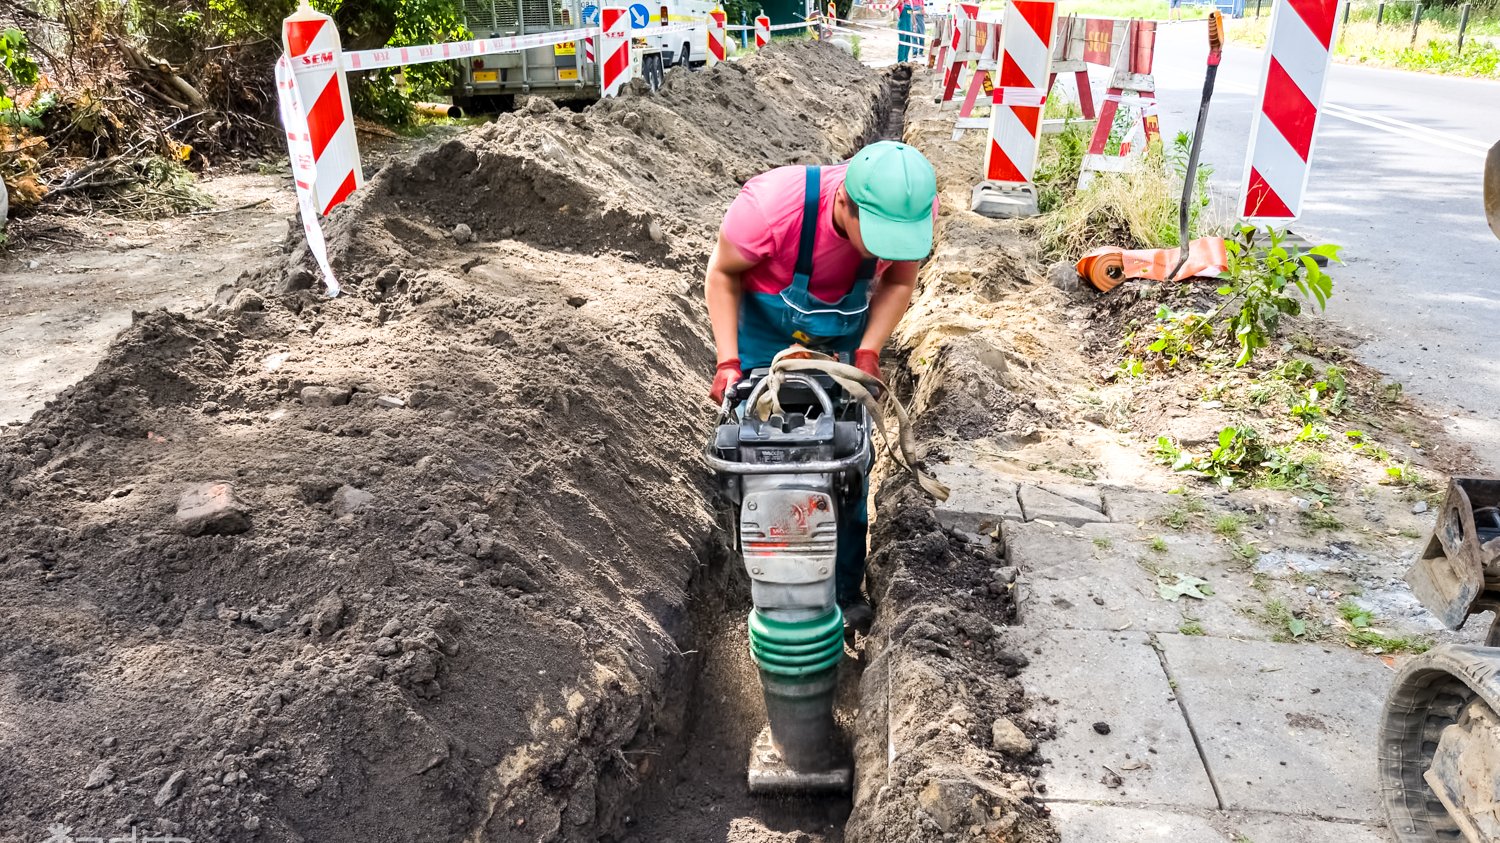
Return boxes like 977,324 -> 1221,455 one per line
1049,803 -> 1225,843
930,461 -> 1022,534
1017,629 -> 1217,808
1224,812 -> 1390,842
1019,484 -> 1109,526
1099,486 -> 1170,525
175,482 -> 250,536
1157,633 -> 1390,820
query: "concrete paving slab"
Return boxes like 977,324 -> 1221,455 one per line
1050,803 -> 1225,843
1019,484 -> 1111,526
930,461 -> 1021,534
1005,521 -> 1184,633
1157,634 -> 1391,821
1100,486 -> 1171,524
1018,629 -> 1218,808
1225,812 -> 1390,843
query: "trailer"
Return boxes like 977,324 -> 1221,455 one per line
455,0 -> 713,110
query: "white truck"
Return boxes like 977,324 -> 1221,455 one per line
455,0 -> 714,111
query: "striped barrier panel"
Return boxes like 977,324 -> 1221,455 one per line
1239,0 -> 1344,222
708,7 -> 727,64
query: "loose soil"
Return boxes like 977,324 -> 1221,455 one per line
0,42 -> 902,843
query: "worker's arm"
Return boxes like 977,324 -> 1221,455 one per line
705,232 -> 758,365
858,261 -> 918,354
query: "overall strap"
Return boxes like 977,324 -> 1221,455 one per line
791,165 -> 822,289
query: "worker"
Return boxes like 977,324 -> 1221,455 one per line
704,140 -> 938,628
896,0 -> 925,63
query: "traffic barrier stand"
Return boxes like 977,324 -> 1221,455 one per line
972,0 -> 1056,218
950,20 -> 1001,136
278,3 -> 362,296
600,7 -> 632,96
1078,18 -> 1160,189
1048,14 -> 1097,120
707,8 -> 727,65
939,3 -> 980,107
1238,0 -> 1343,223
929,13 -> 950,70
755,14 -> 771,47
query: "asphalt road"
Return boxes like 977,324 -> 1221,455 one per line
1126,23 -> 1500,469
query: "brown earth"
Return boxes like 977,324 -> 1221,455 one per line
0,42 -> 911,843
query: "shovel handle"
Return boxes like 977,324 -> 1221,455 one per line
1207,11 -> 1224,62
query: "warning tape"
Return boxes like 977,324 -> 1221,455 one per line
338,22 -> 701,72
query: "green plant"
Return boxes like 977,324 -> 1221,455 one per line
1264,599 -> 1315,641
1383,461 -> 1418,486
1301,509 -> 1343,531
1149,535 -> 1169,553
1179,621 -> 1206,636
1093,537 -> 1114,551
1213,513 -> 1245,537
1338,600 -> 1373,629
0,27 -> 40,119
1230,541 -> 1260,562
1251,572 -> 1270,592
1346,629 -> 1432,654
1220,228 -> 1340,367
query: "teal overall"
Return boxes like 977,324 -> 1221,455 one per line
738,165 -> 875,604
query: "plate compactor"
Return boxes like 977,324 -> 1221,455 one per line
705,369 -> 873,796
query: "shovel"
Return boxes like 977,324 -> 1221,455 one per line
1486,139 -> 1500,240
1169,11 -> 1225,282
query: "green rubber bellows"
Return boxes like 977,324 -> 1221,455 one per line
747,608 -> 844,676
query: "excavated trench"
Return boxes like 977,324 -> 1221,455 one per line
601,66 -> 916,843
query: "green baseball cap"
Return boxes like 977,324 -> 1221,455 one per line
844,140 -> 937,261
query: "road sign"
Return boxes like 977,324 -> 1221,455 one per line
583,4 -> 600,24
629,3 -> 650,28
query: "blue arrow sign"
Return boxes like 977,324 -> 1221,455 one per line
628,3 -> 650,28
582,3 -> 600,23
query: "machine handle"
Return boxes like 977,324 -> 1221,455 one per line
1206,11 -> 1224,63
743,372 -> 836,420
703,436 -> 871,476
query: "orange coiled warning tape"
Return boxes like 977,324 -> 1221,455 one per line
1075,237 -> 1228,293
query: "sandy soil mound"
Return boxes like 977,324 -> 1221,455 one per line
0,42 -> 891,843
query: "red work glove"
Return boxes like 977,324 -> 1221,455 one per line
710,358 -> 743,404
855,349 -> 883,382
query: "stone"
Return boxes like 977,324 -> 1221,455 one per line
1018,484 -> 1108,526
175,483 -> 251,536
85,762 -> 116,789
1412,501 -> 1429,514
154,770 -> 186,807
330,485 -> 373,515
1048,260 -> 1083,292
991,718 -> 1033,756
993,566 -> 1019,585
1093,721 -> 1112,735
374,395 -> 406,410
277,267 -> 315,294
452,223 -> 474,245
917,779 -> 982,832
566,295 -> 588,308
373,637 -> 400,657
647,219 -> 665,242
300,386 -> 352,408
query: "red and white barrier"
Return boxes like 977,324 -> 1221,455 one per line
755,14 -> 771,48
981,0 -> 1056,200
708,8 -> 727,64
1079,19 -> 1160,186
277,5 -> 362,296
940,3 -> 980,106
1239,0 -> 1342,222
600,8 -> 631,98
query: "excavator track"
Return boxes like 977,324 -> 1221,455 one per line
1381,644 -> 1500,842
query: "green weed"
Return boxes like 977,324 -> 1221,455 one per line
1149,536 -> 1169,553
1179,621 -> 1206,636
1213,513 -> 1245,537
1093,537 -> 1114,551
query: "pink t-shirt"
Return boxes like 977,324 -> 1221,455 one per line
721,164 -> 903,302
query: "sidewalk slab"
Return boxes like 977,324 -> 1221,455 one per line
930,461 -> 1022,534
1157,633 -> 1390,821
1050,803 -> 1223,843
1226,812 -> 1389,843
1017,629 -> 1218,808
1005,521 -> 1183,633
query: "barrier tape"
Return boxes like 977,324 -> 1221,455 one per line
998,88 -> 1045,106
338,22 -> 701,72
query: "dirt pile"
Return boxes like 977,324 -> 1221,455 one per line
0,42 -> 892,843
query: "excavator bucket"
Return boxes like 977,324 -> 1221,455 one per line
1404,478 -> 1500,631
1487,140 -> 1500,240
